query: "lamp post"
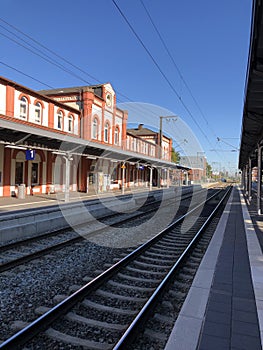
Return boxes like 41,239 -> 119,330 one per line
158,116 -> 177,187
197,151 -> 206,183
212,161 -> 221,182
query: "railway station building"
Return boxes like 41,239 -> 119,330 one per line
0,76 -> 189,198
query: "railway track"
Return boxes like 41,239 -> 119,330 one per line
0,186 -> 209,273
0,186 -> 231,350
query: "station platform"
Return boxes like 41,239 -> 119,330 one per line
0,184 -> 208,214
0,187 -> 157,214
165,186 -> 263,350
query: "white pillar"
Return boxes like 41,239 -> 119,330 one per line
149,167 -> 153,191
122,163 -> 125,195
63,154 -> 72,202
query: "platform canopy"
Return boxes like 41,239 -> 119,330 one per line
239,0 -> 263,169
0,118 -> 189,171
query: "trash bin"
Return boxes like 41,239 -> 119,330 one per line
18,184 -> 26,199
47,184 -> 55,194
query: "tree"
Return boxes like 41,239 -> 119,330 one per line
206,163 -> 212,178
171,147 -> 180,163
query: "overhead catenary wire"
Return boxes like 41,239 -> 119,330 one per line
111,0 -> 222,155
0,17 -> 166,123
0,12 -> 226,165
0,61 -> 54,89
139,0 -> 222,144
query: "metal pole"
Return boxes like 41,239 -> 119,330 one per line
248,158 -> 252,201
159,116 -> 163,159
241,168 -> 245,190
257,146 -> 262,214
157,117 -> 163,188
245,165 -> 248,194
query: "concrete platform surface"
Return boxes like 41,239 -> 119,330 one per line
165,187 -> 263,350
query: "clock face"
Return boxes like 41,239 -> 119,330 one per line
106,93 -> 112,107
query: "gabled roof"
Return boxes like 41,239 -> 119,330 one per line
127,127 -> 157,137
127,124 -> 170,140
39,84 -> 105,98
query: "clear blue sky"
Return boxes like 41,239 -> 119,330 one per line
0,1 -> 252,175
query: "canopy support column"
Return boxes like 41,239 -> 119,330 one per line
149,167 -> 153,191
63,153 -> 72,202
121,162 -> 125,195
248,157 -> 252,202
257,145 -> 263,215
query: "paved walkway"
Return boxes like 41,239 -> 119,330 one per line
165,187 -> 263,350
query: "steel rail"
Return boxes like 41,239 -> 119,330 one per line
113,186 -> 232,349
0,186 -> 206,252
0,187 -> 229,350
0,187 -> 206,272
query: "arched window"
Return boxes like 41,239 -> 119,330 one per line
68,115 -> 73,132
34,102 -> 42,123
104,122 -> 109,143
20,97 -> 28,119
57,111 -> 63,130
92,118 -> 98,139
114,126 -> 120,145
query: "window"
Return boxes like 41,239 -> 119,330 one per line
92,118 -> 98,139
35,102 -> 41,123
68,115 -> 73,132
104,122 -> 109,143
15,162 -> 24,184
150,145 -> 155,157
20,97 -> 28,119
114,127 -> 119,145
131,138 -> 135,151
144,143 -> 148,154
57,111 -> 63,130
31,163 -> 39,184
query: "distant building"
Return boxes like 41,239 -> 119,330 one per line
180,155 -> 207,183
127,123 -> 172,161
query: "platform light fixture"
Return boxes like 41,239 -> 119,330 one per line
86,155 -> 97,160
5,145 -> 27,150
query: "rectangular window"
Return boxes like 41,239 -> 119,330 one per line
31,163 -> 39,184
15,162 -> 24,184
58,116 -> 62,129
68,118 -> 73,132
35,109 -> 41,123
20,105 -> 26,119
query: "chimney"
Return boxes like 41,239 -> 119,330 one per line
138,123 -> 144,130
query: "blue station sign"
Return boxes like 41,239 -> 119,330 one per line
26,149 -> 36,161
